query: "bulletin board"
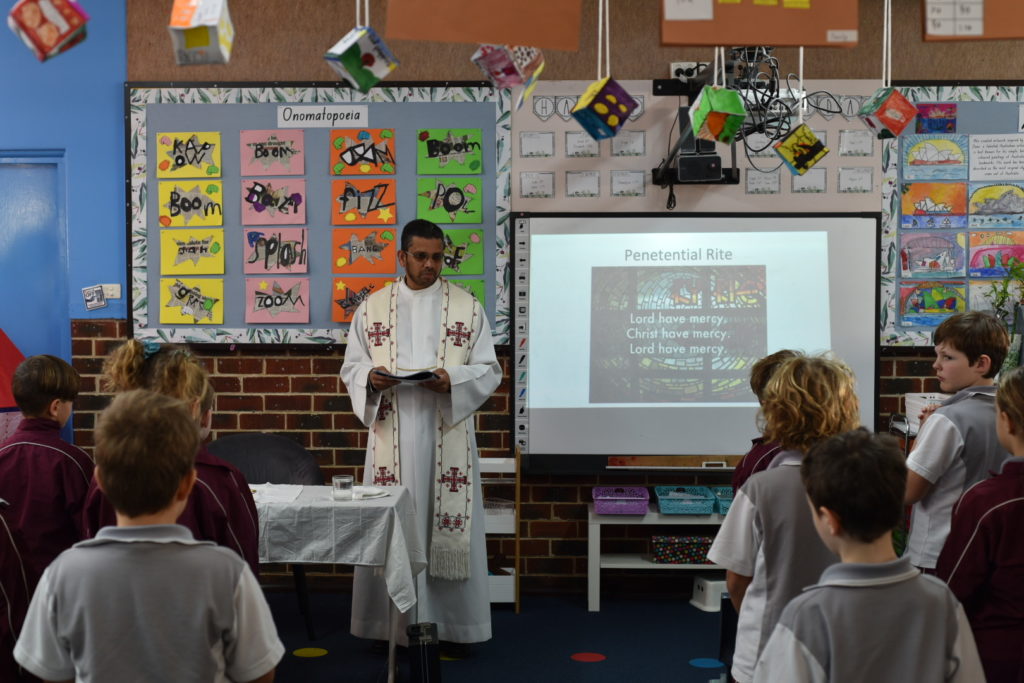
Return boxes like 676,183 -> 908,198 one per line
880,83 -> 1024,346
661,0 -> 859,47
922,0 -> 1024,41
126,82 -> 511,346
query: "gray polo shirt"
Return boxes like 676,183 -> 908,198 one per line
14,524 -> 284,683
708,451 -> 838,683
754,557 -> 984,682
906,385 -> 1009,568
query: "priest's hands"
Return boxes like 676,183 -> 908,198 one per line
368,366 -> 400,392
422,368 -> 451,394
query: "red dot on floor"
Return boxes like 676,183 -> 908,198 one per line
571,652 -> 607,663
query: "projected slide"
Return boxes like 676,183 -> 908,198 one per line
589,265 -> 766,402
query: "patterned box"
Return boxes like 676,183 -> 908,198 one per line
324,26 -> 399,92
571,77 -> 638,140
858,87 -> 917,139
774,123 -> 829,175
471,44 -> 544,89
689,86 -> 747,145
8,0 -> 89,61
168,0 -> 233,65
651,535 -> 714,564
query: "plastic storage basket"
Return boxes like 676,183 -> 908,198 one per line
710,486 -> 734,514
592,486 -> 649,515
654,486 -> 716,514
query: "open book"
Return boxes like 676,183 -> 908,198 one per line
372,369 -> 439,384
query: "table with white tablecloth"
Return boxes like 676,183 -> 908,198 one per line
254,484 -> 425,614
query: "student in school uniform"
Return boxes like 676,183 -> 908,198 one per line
14,390 -> 283,682
82,340 -> 259,576
937,363 -> 1024,682
707,355 -> 861,683
754,428 -> 983,682
731,349 -> 800,491
0,355 -> 94,580
0,498 -> 35,681
904,311 -> 1010,571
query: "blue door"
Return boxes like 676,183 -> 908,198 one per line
0,156 -> 69,361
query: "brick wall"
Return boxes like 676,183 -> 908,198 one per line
71,319 -> 935,594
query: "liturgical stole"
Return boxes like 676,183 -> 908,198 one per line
364,278 -> 478,580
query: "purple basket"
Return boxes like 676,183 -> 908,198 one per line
593,486 -> 650,515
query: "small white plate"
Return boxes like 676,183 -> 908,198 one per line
353,485 -> 389,500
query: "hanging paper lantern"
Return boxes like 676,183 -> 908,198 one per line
571,77 -> 638,140
7,0 -> 89,62
858,87 -> 917,139
689,86 -> 748,145
774,123 -> 829,175
324,26 -> 399,93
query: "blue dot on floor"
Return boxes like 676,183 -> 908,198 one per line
689,657 -> 724,669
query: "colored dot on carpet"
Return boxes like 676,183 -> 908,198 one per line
571,652 -> 607,663
689,657 -> 725,669
293,647 -> 329,658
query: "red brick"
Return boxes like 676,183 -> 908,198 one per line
77,376 -> 97,393
266,395 -> 312,411
95,338 -> 128,356
240,413 -> 285,430
291,377 -> 339,393
334,413 -> 363,430
243,376 -> 291,393
209,376 -> 241,393
524,557 -> 574,574
895,359 -> 935,377
879,359 -> 895,376
528,521 -> 579,539
211,413 -> 238,430
313,358 -> 343,375
218,395 -> 264,411
72,338 -> 93,356
266,358 -> 312,375
287,413 -> 330,430
72,320 -> 121,338
315,395 -> 350,412
218,358 -> 264,374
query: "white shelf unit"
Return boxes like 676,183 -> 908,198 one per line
587,502 -> 724,612
481,455 -> 520,612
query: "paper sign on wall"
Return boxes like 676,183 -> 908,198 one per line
159,229 -> 225,274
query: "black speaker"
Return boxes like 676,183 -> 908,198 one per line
406,622 -> 442,683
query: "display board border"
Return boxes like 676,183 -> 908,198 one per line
126,81 -> 511,346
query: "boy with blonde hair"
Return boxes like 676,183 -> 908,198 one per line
15,390 -> 283,682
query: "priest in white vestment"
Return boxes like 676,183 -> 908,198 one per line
341,220 -> 502,646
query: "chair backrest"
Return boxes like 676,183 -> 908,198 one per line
207,433 -> 323,486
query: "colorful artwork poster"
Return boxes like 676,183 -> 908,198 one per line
332,227 -> 397,273
160,277 -> 224,325
915,104 -> 956,134
968,231 -> 1024,278
968,183 -> 1024,228
239,130 -> 305,176
331,178 -> 397,225
417,177 -> 482,224
441,228 -> 484,275
968,280 -> 1003,314
416,128 -> 484,174
899,232 -> 966,279
158,181 -> 223,227
243,228 -> 308,274
452,278 -> 485,310
241,178 -> 306,225
245,277 -> 310,324
900,183 -> 967,229
155,132 -> 221,178
332,277 -> 390,323
899,280 -> 966,327
330,129 -> 395,175
159,229 -> 225,275
902,134 -> 968,181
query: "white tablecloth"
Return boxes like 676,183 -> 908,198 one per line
256,485 -> 425,613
